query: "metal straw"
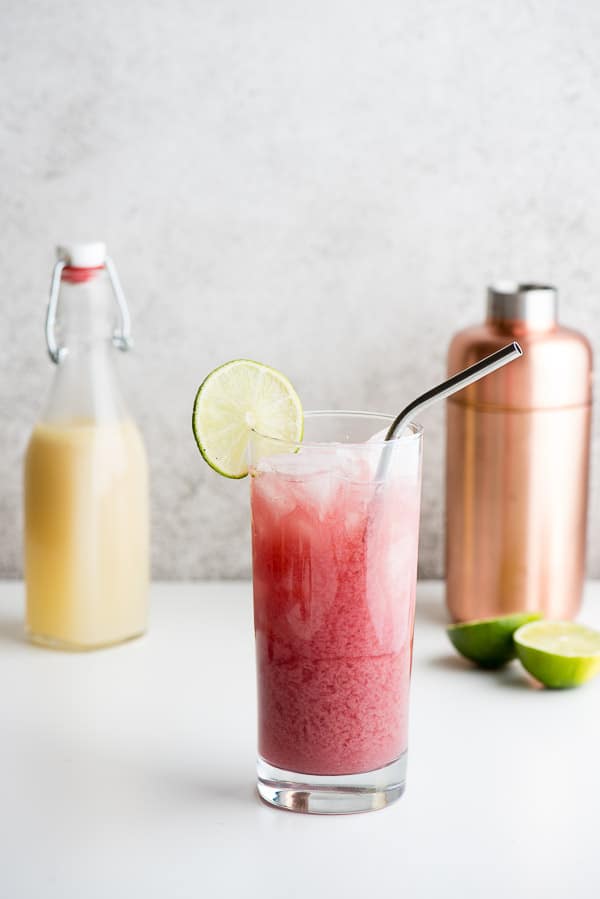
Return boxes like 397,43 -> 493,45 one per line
376,341 -> 523,481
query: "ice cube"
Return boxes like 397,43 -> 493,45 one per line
251,470 -> 297,516
256,448 -> 334,479
343,489 -> 370,534
334,446 -> 374,483
299,471 -> 341,521
254,450 -> 341,521
366,427 -> 388,443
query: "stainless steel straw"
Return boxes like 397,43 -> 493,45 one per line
376,341 -> 523,481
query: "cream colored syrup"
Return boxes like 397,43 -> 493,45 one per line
25,419 -> 149,648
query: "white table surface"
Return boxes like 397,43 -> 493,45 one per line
1,580 -> 599,899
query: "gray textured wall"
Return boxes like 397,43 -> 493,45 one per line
2,0 -> 600,579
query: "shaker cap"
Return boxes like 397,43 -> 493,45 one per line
448,283 -> 592,410
56,242 -> 107,269
487,282 -> 557,328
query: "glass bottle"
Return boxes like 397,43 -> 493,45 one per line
24,242 -> 149,649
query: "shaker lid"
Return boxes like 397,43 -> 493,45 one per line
449,282 -> 592,409
487,282 -> 557,328
56,242 -> 107,269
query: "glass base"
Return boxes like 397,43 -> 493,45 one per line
257,752 -> 407,815
26,628 -> 146,652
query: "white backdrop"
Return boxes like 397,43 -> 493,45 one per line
2,0 -> 600,578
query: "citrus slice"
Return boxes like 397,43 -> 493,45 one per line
514,620 -> 600,688
447,612 -> 542,669
192,360 -> 303,478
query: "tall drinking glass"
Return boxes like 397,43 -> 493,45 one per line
249,411 -> 423,814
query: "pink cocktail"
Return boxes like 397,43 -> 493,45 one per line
249,412 -> 422,814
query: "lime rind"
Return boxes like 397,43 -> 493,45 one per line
192,359 -> 303,479
447,612 -> 542,669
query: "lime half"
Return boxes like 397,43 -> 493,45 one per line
192,359 -> 303,478
447,612 -> 542,669
514,621 -> 600,688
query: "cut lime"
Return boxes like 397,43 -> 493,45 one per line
192,360 -> 303,478
514,621 -> 600,688
447,612 -> 542,669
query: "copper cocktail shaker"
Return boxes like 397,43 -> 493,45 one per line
446,283 -> 592,621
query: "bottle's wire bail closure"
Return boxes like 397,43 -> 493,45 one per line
45,257 -> 133,364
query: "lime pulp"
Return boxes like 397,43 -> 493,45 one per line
192,359 -> 303,479
514,620 -> 600,688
